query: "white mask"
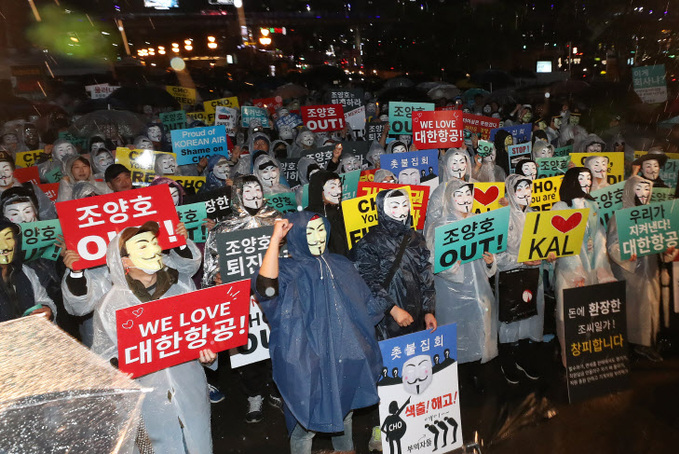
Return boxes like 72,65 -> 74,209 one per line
452,185 -> 473,213
95,152 -> 114,171
535,145 -> 554,158
586,143 -> 602,153
54,142 -> 76,161
300,132 -> 315,147
587,157 -> 608,180
398,168 -> 420,185
136,139 -> 153,150
520,162 -> 537,180
402,355 -> 433,395
260,164 -> 280,188
0,162 -> 14,188
169,186 -> 180,206
125,231 -> 163,273
147,126 -> 163,142
306,216 -> 327,256
213,158 -> 230,180
384,193 -> 410,224
159,156 -> 176,175
241,181 -> 263,209
342,156 -> 361,172
322,179 -> 342,205
91,141 -> 105,153
449,153 -> 467,179
641,160 -> 660,180
577,171 -> 592,194
392,144 -> 407,154
634,181 -> 651,205
515,180 -> 532,206
3,201 -> 37,224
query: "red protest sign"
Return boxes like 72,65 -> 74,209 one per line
357,181 -> 430,230
462,113 -> 500,140
359,168 -> 377,183
14,166 -> 40,185
56,185 -> 184,270
37,183 -> 59,202
412,110 -> 463,150
116,281 -> 250,378
301,104 -> 345,132
253,96 -> 283,116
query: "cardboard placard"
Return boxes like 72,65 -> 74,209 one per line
433,206 -> 510,272
186,111 -> 215,126
357,182 -> 429,230
171,125 -> 229,166
115,147 -> 177,187
229,295 -> 271,368
569,152 -> 624,185
651,187 -> 675,203
389,101 -> 435,136
564,281 -> 629,403
15,149 -> 44,168
85,83 -> 118,99
412,110 -> 463,150
20,219 -> 62,262
37,183 -> 59,202
517,208 -> 589,262
632,64 -> 667,104
44,166 -> 62,184
590,181 -> 625,230
301,104 -> 346,132
14,166 -> 40,185
329,89 -> 364,111
345,105 -> 366,132
489,123 -> 532,143
166,85 -> 197,107
473,182 -> 505,214
265,192 -> 298,214
167,176 -> 206,193
252,97 -> 283,116
159,110 -> 187,131
241,106 -> 271,128
56,185 -> 184,270
615,200 -> 679,260
339,169 -> 361,201
476,140 -> 494,158
462,113 -> 500,140
660,159 -> 679,188
366,122 -> 387,142
203,96 -> 239,114
214,106 -> 238,133
377,323 -> 462,454
359,168 -> 377,183
216,226 -> 288,285
507,142 -> 532,172
176,202 -> 208,243
184,186 -> 232,220
536,156 -> 570,178
379,149 -> 439,191
554,145 -> 573,157
117,281 -> 250,378
530,175 -> 563,211
275,112 -> 303,131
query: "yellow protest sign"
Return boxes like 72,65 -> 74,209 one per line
15,149 -> 45,168
204,96 -> 240,114
569,152 -> 624,185
473,182 -> 504,214
166,85 -> 197,106
186,111 -> 215,126
634,150 -> 679,160
517,208 -> 590,262
168,175 -> 206,193
342,187 -> 413,249
356,182 -> 429,230
115,147 -> 177,187
530,175 -> 563,211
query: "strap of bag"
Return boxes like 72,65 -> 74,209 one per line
382,233 -> 410,290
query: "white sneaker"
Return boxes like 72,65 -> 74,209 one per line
245,395 -> 264,423
368,426 -> 382,452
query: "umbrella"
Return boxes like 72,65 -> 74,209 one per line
0,316 -> 145,453
484,88 -> 517,106
273,83 -> 309,101
427,84 -> 461,101
416,81 -> 445,92
107,86 -> 180,112
69,109 -> 147,140
462,88 -> 490,104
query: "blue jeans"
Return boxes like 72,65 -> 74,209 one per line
289,411 -> 354,454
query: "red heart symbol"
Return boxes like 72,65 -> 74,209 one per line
474,186 -> 499,206
121,320 -> 134,330
132,308 -> 144,318
550,212 -> 583,234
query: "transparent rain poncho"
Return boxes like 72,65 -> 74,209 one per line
253,153 -> 290,195
0,316 -> 146,454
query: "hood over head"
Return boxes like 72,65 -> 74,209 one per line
374,169 -> 397,183
575,133 -> 606,154
270,139 -> 289,160
90,148 -> 115,175
0,219 -> 23,266
308,169 -> 341,211
366,141 -> 385,167
442,178 -> 474,219
376,188 -> 412,234
248,131 -> 272,156
297,156 -> 321,186
622,175 -> 654,208
504,173 -> 533,211
62,155 -> 94,183
386,139 -> 408,154
493,130 -> 511,176
0,186 -> 39,220
231,174 -> 264,213
441,147 -> 473,182
532,139 -> 554,160
283,210 -> 331,259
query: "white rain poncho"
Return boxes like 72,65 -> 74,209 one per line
91,234 -> 211,454
425,148 -> 476,235
424,179 -> 498,364
365,141 -> 385,168
37,138 -> 78,183
552,172 -> 615,361
607,176 -> 661,347
574,133 -> 606,154
253,153 -> 290,195
495,174 -> 545,343
56,156 -> 110,203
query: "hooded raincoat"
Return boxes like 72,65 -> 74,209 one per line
253,154 -> 290,195
495,174 -> 545,343
56,156 -> 109,202
253,211 -> 383,433
424,179 -> 498,363
350,189 -> 435,340
91,235 -> 211,454
607,176 -> 661,346
306,170 -> 349,256
200,154 -> 231,193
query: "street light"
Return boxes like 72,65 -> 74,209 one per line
207,36 -> 218,49
172,43 -> 180,53
259,36 -> 272,46
184,39 -> 193,51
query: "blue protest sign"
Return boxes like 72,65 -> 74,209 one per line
380,149 -> 440,191
171,125 -> 229,165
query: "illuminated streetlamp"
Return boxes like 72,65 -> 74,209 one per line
172,43 -> 180,53
259,36 -> 272,46
207,35 -> 218,49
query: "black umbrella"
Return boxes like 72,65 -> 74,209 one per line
69,109 -> 147,140
107,86 -> 180,112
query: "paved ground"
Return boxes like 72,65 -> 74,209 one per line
210,336 -> 679,454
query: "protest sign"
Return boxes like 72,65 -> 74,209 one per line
214,106 -> 238,132
473,182 -> 505,214
359,168 -> 377,183
536,156 -> 570,178
357,182 -> 429,230
554,145 -> 573,157
166,85 -> 197,106
265,192 -> 298,213
590,181 -> 625,229
279,159 -> 300,188
171,125 -> 229,166
530,175 -> 563,211
489,123 -> 532,143
176,202 -> 208,243
367,122 -> 388,142
476,139 -> 494,158
275,112 -> 304,132
388,101 -> 435,136
20,219 -> 61,262
564,281 -> 629,403
433,207 -> 510,272
58,131 -> 87,150
412,110 -> 463,150
614,200 -> 679,260
159,110 -> 186,131
517,208 -> 590,262
203,96 -> 240,113
507,142 -> 532,172
115,147 -> 177,187
15,149 -> 43,168
339,169 -> 361,201
329,89 -> 364,112
14,166 -> 40,185
253,96 -> 283,115
651,188 -> 675,203
168,176 -> 206,193
380,149 -> 439,191
377,323 -> 462,454
302,141 -> 371,169
184,186 -> 232,220
57,184 -> 184,270
462,113 -> 500,140
117,281 -> 250,378
229,295 -> 272,368
632,64 -> 667,104
45,166 -> 63,184
301,104 -> 346,132
186,111 -> 215,126
569,152 -> 624,185
660,159 -> 678,188
85,83 -> 118,99
37,183 -> 59,202
345,105 -> 367,132
342,188 -> 414,249
241,106 -> 271,128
